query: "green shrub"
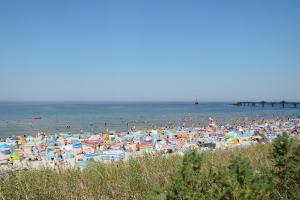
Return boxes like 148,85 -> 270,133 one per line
164,135 -> 299,200
269,134 -> 300,199
166,150 -> 204,200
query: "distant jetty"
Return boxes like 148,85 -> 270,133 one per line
233,101 -> 300,108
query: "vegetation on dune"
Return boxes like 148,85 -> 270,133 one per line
163,134 -> 300,200
0,135 -> 299,200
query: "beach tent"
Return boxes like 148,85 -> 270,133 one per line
10,150 -> 20,160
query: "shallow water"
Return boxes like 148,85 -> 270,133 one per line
0,102 -> 299,137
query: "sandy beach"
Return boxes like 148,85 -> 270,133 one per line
1,117 -> 299,172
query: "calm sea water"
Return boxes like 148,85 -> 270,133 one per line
0,102 -> 299,137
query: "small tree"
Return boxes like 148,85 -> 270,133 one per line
209,156 -> 272,200
166,150 -> 204,200
269,134 -> 300,199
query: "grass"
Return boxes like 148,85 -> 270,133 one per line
0,144 -> 273,200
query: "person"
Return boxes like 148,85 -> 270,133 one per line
29,148 -> 35,161
50,151 -> 56,166
8,158 -> 14,167
136,142 -> 140,151
120,143 -> 126,151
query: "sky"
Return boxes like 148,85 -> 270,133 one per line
0,0 -> 299,102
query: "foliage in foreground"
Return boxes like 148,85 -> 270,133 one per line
164,134 -> 300,200
0,135 -> 298,200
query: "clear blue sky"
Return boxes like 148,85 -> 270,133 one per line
0,0 -> 299,101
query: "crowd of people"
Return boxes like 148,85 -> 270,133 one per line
0,117 -> 299,170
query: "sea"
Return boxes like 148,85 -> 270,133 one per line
0,101 -> 300,137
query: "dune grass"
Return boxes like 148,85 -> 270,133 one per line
0,143 -> 274,200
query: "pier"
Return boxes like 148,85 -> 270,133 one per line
233,101 -> 300,108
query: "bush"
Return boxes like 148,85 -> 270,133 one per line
166,150 -> 204,200
164,135 -> 299,200
269,134 -> 300,199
